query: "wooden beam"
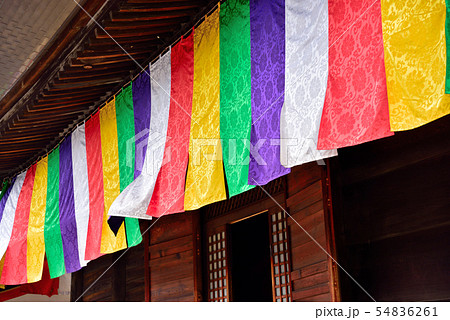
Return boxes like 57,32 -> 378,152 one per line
111,9 -> 196,21
94,26 -> 175,38
119,1 -> 201,12
104,16 -> 189,29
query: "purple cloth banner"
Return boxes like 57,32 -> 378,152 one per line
59,135 -> 81,273
132,67 -> 152,179
0,178 -> 15,223
249,0 -> 290,186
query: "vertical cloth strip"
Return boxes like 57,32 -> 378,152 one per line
381,0 -> 450,130
1,166 -> 36,284
148,34 -> 194,217
109,50 -> 171,219
249,0 -> 290,185
219,0 -> 255,197
132,67 -> 152,179
26,158 -> 48,282
317,0 -> 393,149
185,8 -> 227,210
45,147 -> 65,278
0,177 -> 17,259
280,0 -> 337,166
99,99 -> 127,253
85,113 -> 105,261
71,124 -> 90,266
114,85 -> 142,245
58,136 -> 81,273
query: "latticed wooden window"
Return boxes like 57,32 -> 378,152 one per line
205,206 -> 292,302
207,229 -> 229,302
269,210 -> 292,302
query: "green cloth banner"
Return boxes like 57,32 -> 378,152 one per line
220,0 -> 255,197
44,147 -> 66,278
115,85 -> 142,246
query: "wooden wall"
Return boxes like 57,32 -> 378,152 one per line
286,162 -> 339,302
70,238 -> 146,302
71,164 -> 339,302
148,211 -> 202,302
331,115 -> 450,301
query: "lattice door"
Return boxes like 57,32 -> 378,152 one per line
206,226 -> 229,302
205,209 -> 292,302
269,209 -> 293,302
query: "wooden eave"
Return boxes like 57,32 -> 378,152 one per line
0,0 -> 215,180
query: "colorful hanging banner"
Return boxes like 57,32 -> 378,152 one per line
0,182 -> 8,202
71,124 -> 90,266
317,0 -> 393,149
45,147 -> 65,278
114,84 -> 142,245
116,85 -> 135,194
99,99 -> 127,253
248,0 -> 290,185
0,177 -> 16,239
132,66 -> 152,179
58,136 -> 81,273
85,113 -> 105,261
219,0 -> 255,197
4,0 -> 450,286
26,157 -> 48,283
1,165 -> 36,284
185,8 -> 227,210
280,0 -> 337,167
148,34 -> 194,217
381,0 -> 450,130
109,50 -> 171,219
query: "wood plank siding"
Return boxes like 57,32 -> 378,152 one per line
286,163 -> 339,302
331,115 -> 450,301
71,163 -> 339,302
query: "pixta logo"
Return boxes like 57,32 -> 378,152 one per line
127,134 -> 326,169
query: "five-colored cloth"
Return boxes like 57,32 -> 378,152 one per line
1,0 -> 450,286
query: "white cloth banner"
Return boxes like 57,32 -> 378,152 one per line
71,124 -> 90,266
108,50 -> 172,219
0,172 -> 26,259
280,0 -> 337,167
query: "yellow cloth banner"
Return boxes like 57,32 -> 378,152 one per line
382,0 -> 450,131
99,99 -> 127,253
26,157 -> 48,283
0,256 -> 4,288
185,8 -> 226,210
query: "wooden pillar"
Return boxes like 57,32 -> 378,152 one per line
70,268 -> 84,302
112,250 -> 127,301
286,162 -> 340,301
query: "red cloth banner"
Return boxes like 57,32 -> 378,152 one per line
147,33 -> 194,217
84,113 -> 105,260
0,165 -> 36,285
318,0 -> 393,149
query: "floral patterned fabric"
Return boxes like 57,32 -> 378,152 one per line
381,0 -> 450,131
1,166 -> 35,284
280,0 -> 337,167
148,34 -> 194,217
185,8 -> 227,210
317,0 -> 393,149
249,0 -> 290,185
220,0 -> 255,197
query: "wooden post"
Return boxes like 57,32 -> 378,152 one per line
321,159 -> 341,302
112,251 -> 126,301
144,220 -> 150,302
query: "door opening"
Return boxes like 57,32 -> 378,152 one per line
229,212 -> 273,302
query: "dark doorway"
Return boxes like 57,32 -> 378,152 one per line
229,213 -> 273,302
